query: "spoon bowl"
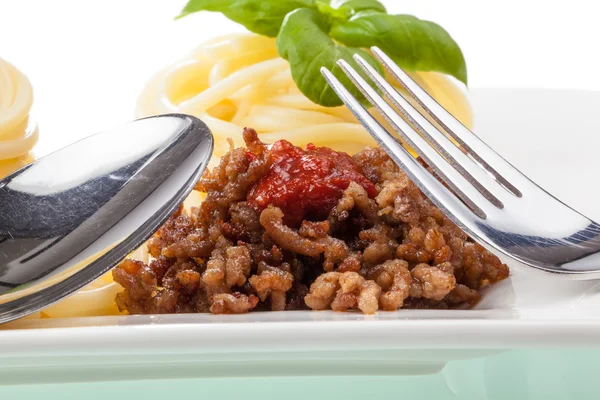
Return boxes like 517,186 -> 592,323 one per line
0,114 -> 213,324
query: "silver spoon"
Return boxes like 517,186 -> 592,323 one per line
0,114 -> 213,324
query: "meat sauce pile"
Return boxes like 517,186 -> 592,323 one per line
113,128 -> 508,314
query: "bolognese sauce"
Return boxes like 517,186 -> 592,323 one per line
113,128 -> 508,315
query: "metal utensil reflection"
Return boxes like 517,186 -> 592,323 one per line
0,114 -> 213,324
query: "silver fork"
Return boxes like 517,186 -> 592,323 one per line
321,47 -> 600,279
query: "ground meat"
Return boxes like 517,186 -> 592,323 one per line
259,206 -> 325,257
376,173 -> 424,225
113,131 -> 509,315
146,208 -> 194,258
358,280 -> 382,314
210,293 -> 259,314
331,272 -> 363,311
304,271 -> 385,314
286,283 -> 309,311
445,284 -> 481,305
321,237 -> 350,272
337,253 -> 362,273
360,224 -> 400,265
353,147 -> 398,187
224,246 -> 252,287
376,260 -> 412,311
162,233 -> 214,258
202,249 -> 226,289
410,263 -> 456,301
248,264 -> 294,311
113,259 -> 156,312
299,220 -> 330,239
302,272 -> 339,310
224,202 -> 263,243
175,269 -> 201,294
329,182 -> 378,227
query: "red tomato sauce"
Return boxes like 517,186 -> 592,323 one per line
248,140 -> 376,226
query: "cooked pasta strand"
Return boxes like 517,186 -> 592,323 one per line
0,58 -> 37,161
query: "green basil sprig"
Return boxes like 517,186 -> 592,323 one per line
277,8 -> 384,106
329,0 -> 387,15
178,0 -> 467,107
330,13 -> 467,85
178,0 -> 316,37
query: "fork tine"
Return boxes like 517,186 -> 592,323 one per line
371,47 -> 523,197
320,66 -> 486,221
335,60 -> 495,218
352,54 -> 509,206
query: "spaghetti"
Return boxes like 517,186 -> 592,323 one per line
136,33 -> 473,160
0,58 -> 37,162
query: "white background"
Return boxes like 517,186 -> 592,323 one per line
0,0 -> 599,153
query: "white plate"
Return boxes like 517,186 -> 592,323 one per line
2,88 -> 600,385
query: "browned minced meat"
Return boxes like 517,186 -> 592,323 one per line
113,130 -> 508,315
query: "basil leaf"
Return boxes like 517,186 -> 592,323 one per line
178,0 -> 316,37
329,0 -> 386,14
277,8 -> 384,107
331,13 -> 468,85
314,1 -> 349,23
